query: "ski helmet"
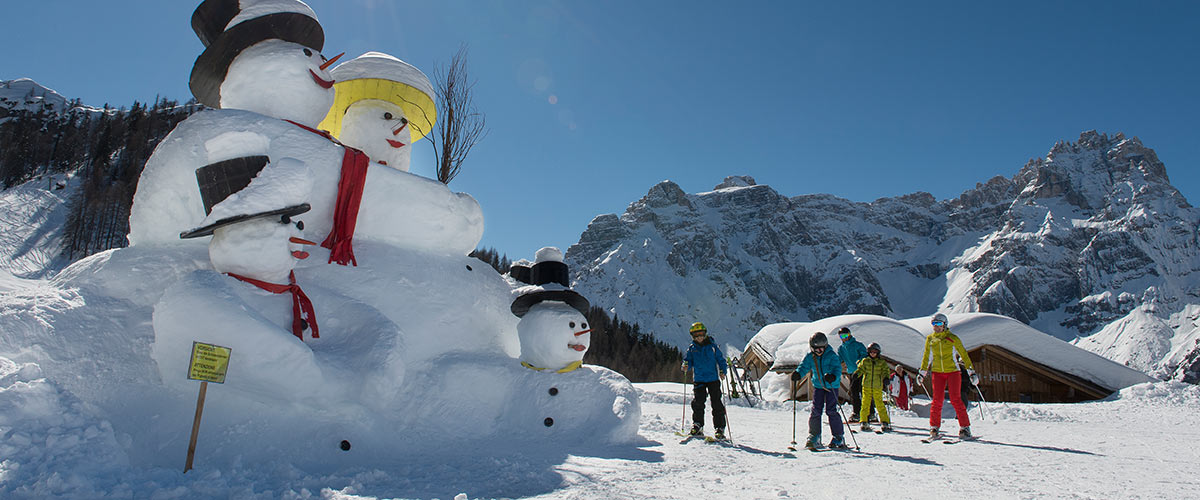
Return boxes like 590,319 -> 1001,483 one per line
931,313 -> 949,328
809,331 -> 828,349
837,327 -> 851,339
867,342 -> 881,355
689,322 -> 707,334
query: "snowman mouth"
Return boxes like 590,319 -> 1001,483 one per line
309,69 -> 334,89
568,343 -> 586,352
386,139 -> 406,148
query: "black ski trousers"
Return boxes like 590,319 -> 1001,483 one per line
692,380 -> 726,429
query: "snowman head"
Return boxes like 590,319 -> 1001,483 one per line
219,39 -> 337,125
337,99 -> 413,171
208,217 -> 312,283
517,301 -> 591,371
319,52 -> 436,172
189,0 -> 337,125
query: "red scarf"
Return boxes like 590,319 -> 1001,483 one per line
227,270 -> 319,341
285,119 -> 370,266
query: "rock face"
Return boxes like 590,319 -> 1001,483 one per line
566,134 -> 1200,383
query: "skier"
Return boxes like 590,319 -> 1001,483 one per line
918,313 -> 979,440
791,331 -> 846,449
681,322 -> 728,440
887,364 -> 915,411
856,342 -> 892,432
836,326 -> 869,423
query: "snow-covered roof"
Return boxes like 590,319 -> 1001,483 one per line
752,313 -> 1154,392
752,314 -> 928,370
899,313 -> 1154,391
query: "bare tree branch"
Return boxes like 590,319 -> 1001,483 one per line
426,45 -> 487,185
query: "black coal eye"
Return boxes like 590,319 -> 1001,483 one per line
582,323 -> 588,329
569,322 -> 576,328
401,117 -> 408,124
304,48 -> 313,57
384,112 -> 393,120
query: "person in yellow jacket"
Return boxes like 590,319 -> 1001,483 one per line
855,343 -> 892,432
919,313 -> 979,439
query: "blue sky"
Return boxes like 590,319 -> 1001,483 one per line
6,1 -> 1199,261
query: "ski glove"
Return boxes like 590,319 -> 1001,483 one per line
968,369 -> 979,385
791,371 -> 803,381
823,373 -> 837,384
918,369 -> 928,385
719,372 -> 727,380
680,362 -> 688,372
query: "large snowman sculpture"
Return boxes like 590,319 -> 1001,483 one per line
94,0 -> 638,465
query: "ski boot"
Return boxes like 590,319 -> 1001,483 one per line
860,422 -> 872,432
805,434 -> 822,450
829,435 -> 848,449
929,427 -> 940,439
689,425 -> 703,437
958,426 -> 973,439
714,428 -> 726,441
881,423 -> 893,432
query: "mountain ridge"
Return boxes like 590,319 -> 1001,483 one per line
566,131 -> 1200,383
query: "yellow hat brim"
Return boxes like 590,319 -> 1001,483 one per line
319,78 -> 437,142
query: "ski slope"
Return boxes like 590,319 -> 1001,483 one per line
3,357 -> 1197,499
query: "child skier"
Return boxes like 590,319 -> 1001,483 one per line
836,327 -> 869,422
855,342 -> 892,432
791,331 -> 846,449
681,322 -> 728,440
918,313 -> 979,439
887,364 -> 915,411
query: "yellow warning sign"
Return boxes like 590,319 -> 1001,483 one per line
187,342 -> 231,384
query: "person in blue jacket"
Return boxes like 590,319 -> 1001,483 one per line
792,331 -> 846,449
681,321 -> 728,439
837,326 -> 869,423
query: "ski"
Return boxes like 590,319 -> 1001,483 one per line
921,435 -> 940,444
874,429 -> 884,435
943,435 -> 978,445
679,435 -> 702,444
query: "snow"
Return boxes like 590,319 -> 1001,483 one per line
3,348 -> 1198,498
0,176 -> 75,278
219,39 -> 336,127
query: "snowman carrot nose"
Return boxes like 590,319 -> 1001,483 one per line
319,52 -> 344,71
392,120 -> 408,135
289,237 -> 317,246
574,328 -> 592,336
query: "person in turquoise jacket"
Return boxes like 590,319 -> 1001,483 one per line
791,331 -> 846,449
681,322 -> 728,439
837,326 -> 870,423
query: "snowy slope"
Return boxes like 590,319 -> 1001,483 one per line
3,352 -> 1198,499
567,133 -> 1200,383
0,175 -> 76,278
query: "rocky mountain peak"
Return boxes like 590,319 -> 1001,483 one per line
566,131 -> 1200,383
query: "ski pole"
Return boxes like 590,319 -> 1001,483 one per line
788,379 -> 798,451
681,368 -> 690,434
834,392 -> 861,451
972,381 -> 990,422
718,360 -> 734,444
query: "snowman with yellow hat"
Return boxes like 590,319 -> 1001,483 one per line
320,51 -> 435,172
310,52 -> 483,255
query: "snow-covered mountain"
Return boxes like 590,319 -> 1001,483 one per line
0,78 -> 103,117
566,131 -> 1200,384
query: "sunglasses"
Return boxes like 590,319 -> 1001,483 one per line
931,321 -> 946,327
691,332 -> 706,337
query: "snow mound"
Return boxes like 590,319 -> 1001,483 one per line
1113,381 -> 1200,406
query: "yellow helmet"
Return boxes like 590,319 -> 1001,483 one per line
689,322 -> 707,334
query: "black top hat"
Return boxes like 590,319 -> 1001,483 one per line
508,260 -> 533,285
179,155 -> 310,239
189,0 -> 325,108
510,251 -> 589,317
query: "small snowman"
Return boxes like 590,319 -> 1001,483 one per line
511,247 -> 592,373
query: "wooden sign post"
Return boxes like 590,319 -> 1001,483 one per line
183,341 -> 232,473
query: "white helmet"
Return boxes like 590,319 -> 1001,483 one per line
932,313 -> 949,327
